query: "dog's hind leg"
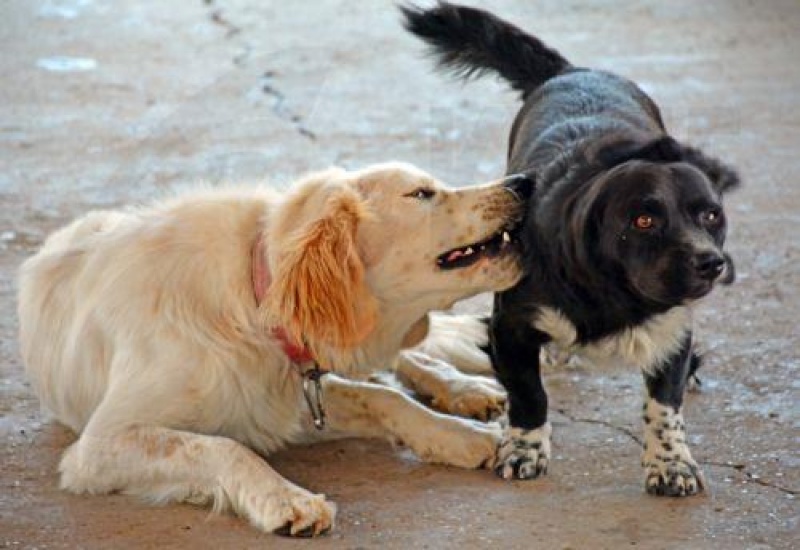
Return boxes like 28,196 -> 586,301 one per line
321,374 -> 500,469
60,415 -> 335,536
393,350 -> 505,421
641,332 -> 706,497
686,349 -> 704,393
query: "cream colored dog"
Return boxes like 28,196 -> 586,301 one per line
17,162 -> 528,537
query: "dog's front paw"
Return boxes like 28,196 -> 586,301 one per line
414,419 -> 502,470
494,422 -> 552,480
641,399 -> 705,497
643,457 -> 705,497
271,490 -> 336,537
432,376 -> 506,421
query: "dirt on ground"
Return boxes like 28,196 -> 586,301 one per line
0,1 -> 798,549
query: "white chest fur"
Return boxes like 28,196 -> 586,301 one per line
533,306 -> 692,374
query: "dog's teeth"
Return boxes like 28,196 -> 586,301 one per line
465,247 -> 474,255
502,231 -> 511,243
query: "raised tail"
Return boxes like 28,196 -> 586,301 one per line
400,2 -> 570,97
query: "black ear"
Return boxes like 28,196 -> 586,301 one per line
679,144 -> 741,194
597,136 -> 741,195
597,136 -> 684,168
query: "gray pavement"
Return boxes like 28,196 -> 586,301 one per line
1,1 -> 798,548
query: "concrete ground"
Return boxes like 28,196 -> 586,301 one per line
1,0 -> 798,548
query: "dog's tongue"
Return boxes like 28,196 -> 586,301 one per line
447,249 -> 465,262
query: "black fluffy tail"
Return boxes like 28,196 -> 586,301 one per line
400,2 -> 570,97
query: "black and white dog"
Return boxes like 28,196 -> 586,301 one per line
403,2 -> 739,496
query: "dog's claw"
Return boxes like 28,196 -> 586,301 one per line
644,459 -> 705,497
495,452 -> 548,480
269,491 -> 335,537
273,522 -> 331,538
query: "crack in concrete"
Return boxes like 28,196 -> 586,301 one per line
200,3 -> 315,139
204,0 -> 242,39
259,72 -> 317,141
742,472 -> 797,495
202,0 -> 251,67
554,407 -> 798,496
554,407 -> 643,446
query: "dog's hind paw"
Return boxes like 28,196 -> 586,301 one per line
494,422 -> 552,480
644,458 -> 705,497
431,376 -> 506,422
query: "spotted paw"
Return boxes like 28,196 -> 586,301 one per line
641,398 -> 705,497
644,458 -> 705,497
494,422 -> 552,480
539,344 -> 583,369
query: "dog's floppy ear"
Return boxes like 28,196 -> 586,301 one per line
267,181 -> 377,350
597,135 -> 684,168
598,135 -> 740,195
678,144 -> 741,194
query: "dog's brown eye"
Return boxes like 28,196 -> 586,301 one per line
405,188 -> 436,200
633,214 -> 654,230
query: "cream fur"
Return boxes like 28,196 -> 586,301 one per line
17,162 -> 523,536
533,305 -> 692,374
415,312 -> 494,374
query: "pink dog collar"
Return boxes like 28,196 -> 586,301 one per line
251,236 -> 315,364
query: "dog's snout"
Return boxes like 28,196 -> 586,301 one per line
719,252 -> 736,285
693,251 -> 725,280
503,174 -> 534,202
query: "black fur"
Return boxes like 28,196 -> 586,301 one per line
400,2 -> 568,97
403,2 -> 740,494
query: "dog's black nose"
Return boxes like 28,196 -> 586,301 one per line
503,173 -> 534,201
693,251 -> 725,280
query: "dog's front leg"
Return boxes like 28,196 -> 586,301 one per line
59,425 -> 335,536
641,332 -> 705,497
322,375 -> 500,469
394,350 -> 506,421
489,310 -> 552,480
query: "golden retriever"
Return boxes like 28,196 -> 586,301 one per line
17,162 -> 530,537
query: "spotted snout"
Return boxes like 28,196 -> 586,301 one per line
435,175 -> 532,271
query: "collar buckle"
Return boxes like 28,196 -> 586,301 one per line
301,363 -> 327,430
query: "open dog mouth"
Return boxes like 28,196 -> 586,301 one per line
436,224 -> 521,270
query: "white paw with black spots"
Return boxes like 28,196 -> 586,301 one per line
494,421 -> 552,480
539,344 -> 585,369
641,399 -> 705,497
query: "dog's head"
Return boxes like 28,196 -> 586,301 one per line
563,136 -> 739,307
266,162 -> 530,351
